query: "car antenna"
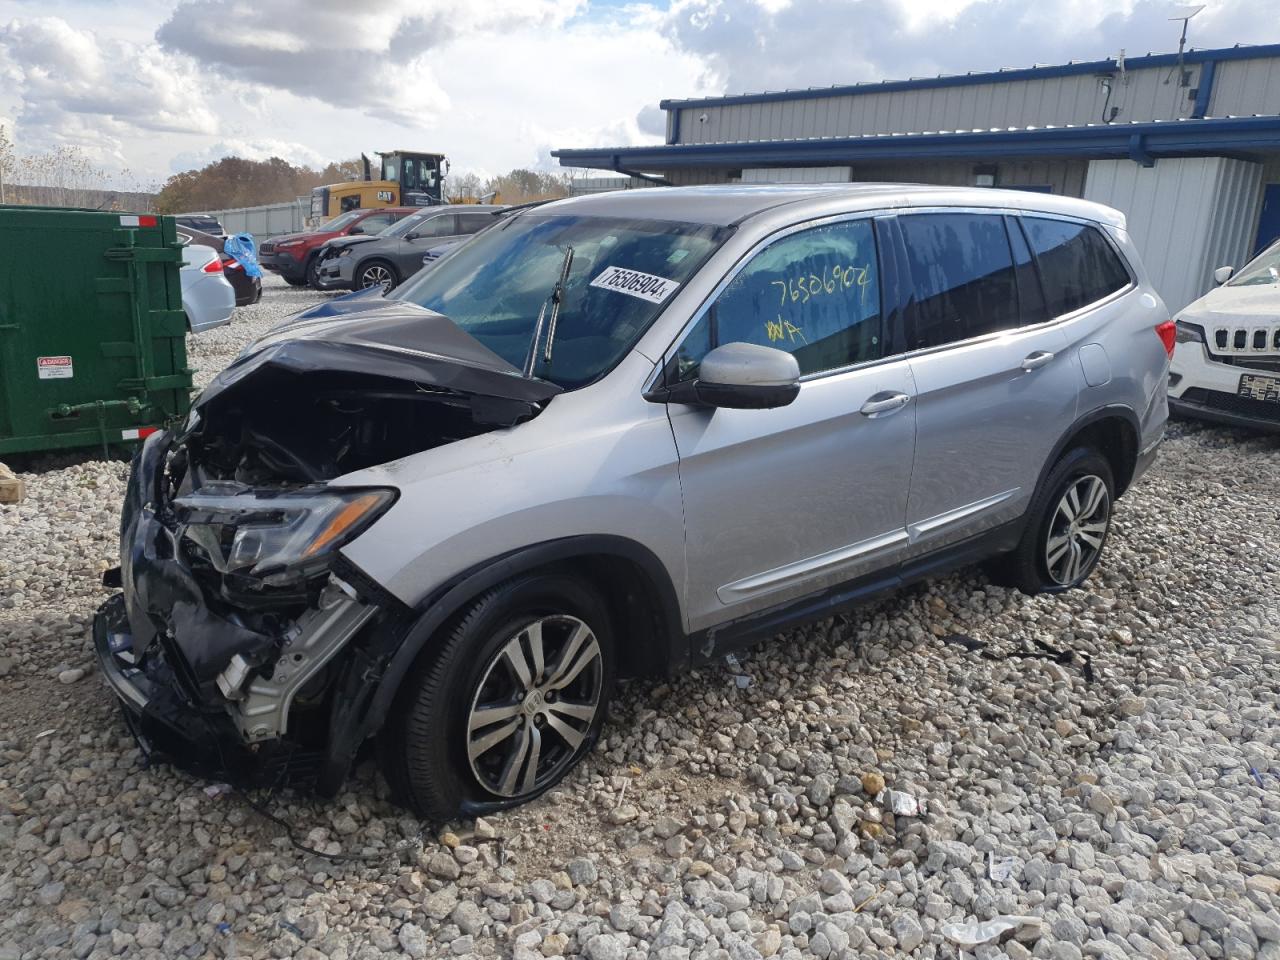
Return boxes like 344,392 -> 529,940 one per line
523,245 -> 574,376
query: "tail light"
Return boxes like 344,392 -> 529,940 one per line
1154,321 -> 1176,357
221,256 -> 243,271
201,255 -> 223,275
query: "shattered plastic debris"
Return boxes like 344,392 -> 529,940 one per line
940,915 -> 1041,947
204,783 -> 232,799
988,854 -> 1022,881
876,788 -> 923,817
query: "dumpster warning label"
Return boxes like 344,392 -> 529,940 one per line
36,356 -> 74,380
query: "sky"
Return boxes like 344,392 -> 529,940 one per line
1,0 -> 1277,189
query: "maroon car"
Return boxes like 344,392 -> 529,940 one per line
259,207 -> 416,287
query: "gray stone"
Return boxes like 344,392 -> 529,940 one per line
892,913 -> 924,952
583,933 -> 629,960
567,858 -> 598,885
398,923 -> 430,959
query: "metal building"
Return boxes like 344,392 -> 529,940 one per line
553,44 -> 1280,312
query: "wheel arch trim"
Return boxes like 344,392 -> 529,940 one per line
1035,403 -> 1140,499
360,535 -> 683,737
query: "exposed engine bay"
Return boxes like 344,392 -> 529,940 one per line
93,302 -> 561,790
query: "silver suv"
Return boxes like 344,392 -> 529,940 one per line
94,185 -> 1172,819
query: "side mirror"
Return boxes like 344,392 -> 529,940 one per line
403,233 -> 419,241
1214,265 -> 1234,284
348,226 -> 364,235
653,342 -> 801,409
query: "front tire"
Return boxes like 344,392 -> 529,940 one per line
997,447 -> 1115,594
379,574 -> 614,821
356,259 -> 398,290
305,256 -> 322,288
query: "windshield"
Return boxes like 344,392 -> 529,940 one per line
1227,241 -> 1280,286
393,213 -> 731,389
316,211 -> 363,233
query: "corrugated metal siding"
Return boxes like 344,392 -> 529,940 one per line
1201,160 -> 1265,290
843,159 -> 1087,195
674,62 -> 1211,145
1084,157 -> 1263,312
1208,57 -> 1280,117
741,167 -> 853,183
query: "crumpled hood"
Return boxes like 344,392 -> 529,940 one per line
196,297 -> 560,412
1181,283 -> 1280,327
321,235 -> 381,254
268,229 -> 332,245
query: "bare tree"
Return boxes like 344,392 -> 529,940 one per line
0,125 -> 14,205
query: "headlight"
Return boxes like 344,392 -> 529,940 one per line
1175,320 -> 1205,344
175,486 -> 395,581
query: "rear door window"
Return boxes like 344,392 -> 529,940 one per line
456,212 -> 495,234
899,212 -> 1021,350
1021,217 -> 1131,316
415,214 -> 461,238
672,218 -> 883,380
356,213 -> 394,234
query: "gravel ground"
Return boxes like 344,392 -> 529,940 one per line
1,273 -> 1278,960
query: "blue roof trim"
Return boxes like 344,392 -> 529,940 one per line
658,44 -> 1280,111
552,116 -> 1280,170
1191,60 -> 1217,119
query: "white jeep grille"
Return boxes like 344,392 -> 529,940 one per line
1212,324 -> 1280,356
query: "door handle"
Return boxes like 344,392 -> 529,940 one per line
1021,350 -> 1055,371
860,392 -> 911,416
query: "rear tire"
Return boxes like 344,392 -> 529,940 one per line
283,276 -> 308,287
994,447 -> 1115,595
379,573 -> 614,821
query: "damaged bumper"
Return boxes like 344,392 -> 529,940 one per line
93,431 -> 389,788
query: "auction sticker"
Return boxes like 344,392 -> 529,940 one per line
590,266 -> 679,304
36,356 -> 74,380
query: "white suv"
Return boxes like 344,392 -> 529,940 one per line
1169,239 -> 1280,433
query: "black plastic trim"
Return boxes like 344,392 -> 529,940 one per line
316,534 -> 685,792
688,518 -> 1024,664
1170,395 -> 1280,434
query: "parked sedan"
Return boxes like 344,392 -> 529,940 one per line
315,205 -> 503,291
180,244 -> 235,333
177,225 -> 261,306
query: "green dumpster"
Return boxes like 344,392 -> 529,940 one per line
0,206 -> 193,457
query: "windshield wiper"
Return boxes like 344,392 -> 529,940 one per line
523,246 -> 574,376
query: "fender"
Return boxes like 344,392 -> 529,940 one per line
317,534 -> 685,793
1034,402 -> 1141,499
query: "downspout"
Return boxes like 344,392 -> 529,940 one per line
1128,134 -> 1155,168
668,108 -> 681,145
1191,60 -> 1216,119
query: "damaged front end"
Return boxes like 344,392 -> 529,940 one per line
93,301 -> 560,791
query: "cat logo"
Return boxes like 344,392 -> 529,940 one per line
376,190 -> 394,202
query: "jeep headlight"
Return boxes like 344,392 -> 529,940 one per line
176,486 -> 396,581
1174,320 -> 1205,344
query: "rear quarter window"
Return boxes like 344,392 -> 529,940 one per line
1021,217 -> 1131,316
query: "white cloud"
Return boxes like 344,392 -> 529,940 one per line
169,138 -> 329,173
156,0 -> 586,124
659,0 -> 1280,97
0,16 -> 217,167
0,0 -> 1275,190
